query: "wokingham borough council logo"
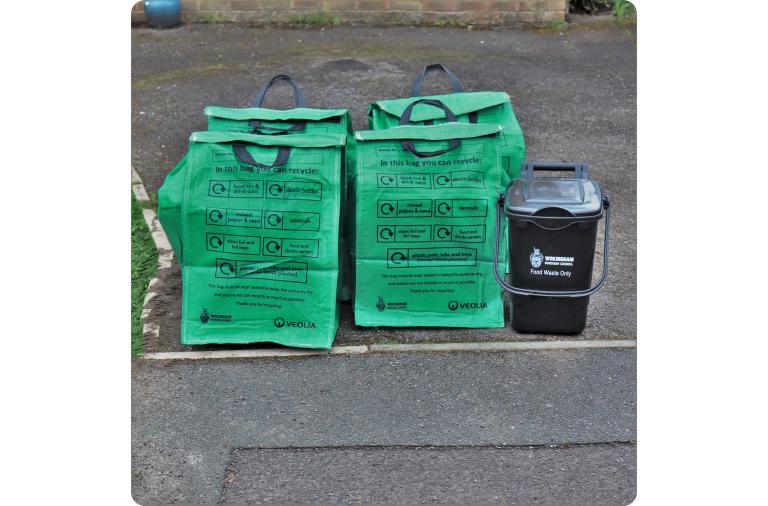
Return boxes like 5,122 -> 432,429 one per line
530,247 -> 544,268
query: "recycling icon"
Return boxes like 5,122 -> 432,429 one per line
269,183 -> 285,197
267,213 -> 283,227
208,234 -> 224,249
207,208 -> 225,224
265,240 -> 282,254
436,201 -> 453,216
389,251 -> 407,265
379,202 -> 395,216
210,182 -> 228,195
379,227 -> 394,241
218,261 -> 235,276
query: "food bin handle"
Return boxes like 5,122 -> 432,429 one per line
521,162 -> 589,180
492,194 -> 611,298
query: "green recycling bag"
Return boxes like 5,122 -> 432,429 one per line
353,112 -> 505,328
369,64 -> 525,183
204,75 -> 356,301
157,153 -> 188,262
157,131 -> 346,348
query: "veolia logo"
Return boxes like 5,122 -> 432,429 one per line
274,317 -> 317,329
530,247 -> 544,268
448,300 -> 487,311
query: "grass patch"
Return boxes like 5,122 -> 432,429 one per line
287,12 -> 341,27
533,21 -> 569,33
434,15 -> 467,28
132,192 -> 158,356
199,13 -> 224,24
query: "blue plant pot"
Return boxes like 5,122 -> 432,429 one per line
144,0 -> 180,29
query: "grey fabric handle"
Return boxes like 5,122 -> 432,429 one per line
233,143 -> 290,169
249,119 -> 306,135
399,99 -> 462,158
251,74 -> 305,108
410,64 -> 463,96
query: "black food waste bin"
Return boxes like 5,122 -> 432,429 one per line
493,162 -> 611,334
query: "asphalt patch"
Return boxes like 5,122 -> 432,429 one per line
219,444 -> 636,504
317,58 -> 373,72
132,348 -> 636,503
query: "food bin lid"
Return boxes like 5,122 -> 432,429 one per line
504,162 -> 604,222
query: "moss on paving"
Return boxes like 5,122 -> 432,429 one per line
132,63 -> 231,89
132,193 -> 158,355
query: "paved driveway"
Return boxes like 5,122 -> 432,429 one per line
132,21 -> 637,351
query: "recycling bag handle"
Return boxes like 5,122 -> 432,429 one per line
492,194 -> 611,298
521,162 -> 589,180
251,74 -> 306,108
398,99 -> 462,158
249,119 -> 307,135
232,143 -> 290,169
399,98 -> 457,124
402,138 -> 461,158
410,64 -> 464,96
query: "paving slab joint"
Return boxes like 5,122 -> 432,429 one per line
231,440 -> 638,451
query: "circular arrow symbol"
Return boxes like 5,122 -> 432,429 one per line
436,175 -> 450,186
380,175 -> 395,185
267,214 -> 282,226
208,209 -> 224,223
380,202 -> 395,215
437,202 -> 452,215
390,252 -> 407,265
211,183 -> 227,195
379,227 -> 394,240
266,240 -> 281,254
269,184 -> 284,196
219,262 -> 235,275
437,227 -> 451,239
209,235 -> 223,248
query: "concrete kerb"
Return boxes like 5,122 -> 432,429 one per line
142,339 -> 636,361
132,164 -> 175,348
